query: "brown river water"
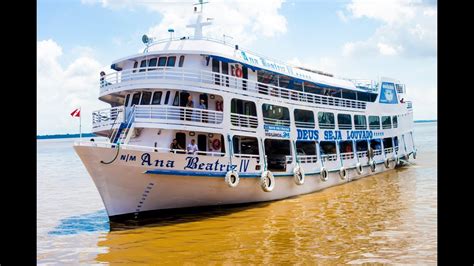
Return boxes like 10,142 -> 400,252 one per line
37,122 -> 436,264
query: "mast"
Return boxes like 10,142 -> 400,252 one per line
187,0 -> 212,39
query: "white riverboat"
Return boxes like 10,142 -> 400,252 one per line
74,3 -> 417,221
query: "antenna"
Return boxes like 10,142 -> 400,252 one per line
187,1 -> 212,39
168,28 -> 175,40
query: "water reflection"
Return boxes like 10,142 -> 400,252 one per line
95,167 -> 434,264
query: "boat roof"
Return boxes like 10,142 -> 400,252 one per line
111,37 -> 376,93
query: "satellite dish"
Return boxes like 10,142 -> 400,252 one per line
142,34 -> 149,44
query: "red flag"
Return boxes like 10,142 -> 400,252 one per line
70,108 -> 81,117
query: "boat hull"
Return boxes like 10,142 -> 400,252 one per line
74,145 -> 410,220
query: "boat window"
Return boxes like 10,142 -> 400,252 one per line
392,115 -> 398,128
139,60 -> 147,72
167,56 -> 176,67
319,141 -> 337,155
172,92 -> 180,106
197,134 -> 207,153
337,114 -> 352,130
231,99 -> 257,116
356,92 -> 369,102
175,132 -> 186,151
233,136 -> 259,155
140,91 -> 152,105
148,58 -> 157,68
212,59 -> 220,85
164,91 -> 170,105
151,91 -> 162,105
222,62 -> 229,87
178,55 -> 185,67
264,139 -> 291,171
293,81 -> 303,91
296,141 -> 316,156
131,92 -> 141,106
354,115 -> 367,130
318,112 -> 335,129
124,94 -> 130,107
342,90 -> 357,100
158,57 -> 167,67
355,140 -> 368,152
393,136 -> 399,147
369,139 -> 382,150
369,116 -> 380,130
132,61 -> 138,73
262,104 -> 290,121
383,137 -> 393,148
339,140 -> 354,154
369,93 -> 378,102
294,109 -> 315,128
304,82 -> 324,95
382,116 -> 392,129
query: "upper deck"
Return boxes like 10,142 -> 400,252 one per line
109,37 -> 383,93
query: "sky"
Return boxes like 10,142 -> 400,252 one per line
37,0 -> 437,135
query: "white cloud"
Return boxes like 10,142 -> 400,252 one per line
83,0 -> 287,45
339,0 -> 436,58
37,39 -> 109,135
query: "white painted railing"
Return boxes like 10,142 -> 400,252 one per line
373,149 -> 382,156
263,117 -> 291,126
230,113 -> 258,128
133,105 -> 223,124
92,106 -> 124,128
406,101 -> 413,109
298,155 -> 318,164
295,121 -> 315,128
340,152 -> 355,160
321,154 -> 338,162
75,141 -> 225,156
100,67 -> 367,110
357,151 -> 368,158
384,147 -> 394,154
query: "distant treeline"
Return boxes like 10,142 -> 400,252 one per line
414,120 -> 437,123
37,133 -> 96,139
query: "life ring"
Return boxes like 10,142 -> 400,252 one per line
212,139 -> 221,150
320,167 -> 328,181
293,165 -> 305,185
369,160 -> 376,172
356,162 -> 363,175
225,170 -> 239,188
339,167 -> 347,180
235,67 -> 243,78
260,170 -> 275,192
384,157 -> 390,169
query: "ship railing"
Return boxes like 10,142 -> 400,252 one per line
92,106 -> 124,128
406,101 -> 413,109
354,125 -> 368,130
230,113 -> 258,128
321,154 -> 338,162
340,78 -> 379,92
357,151 -> 368,158
234,153 -> 260,163
133,105 -> 223,125
395,146 -> 399,153
263,117 -> 291,127
297,155 -> 318,164
75,140 -> 226,156
373,149 -> 382,156
101,67 -> 367,110
384,147 -> 394,154
295,121 -> 315,128
340,152 -> 355,160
